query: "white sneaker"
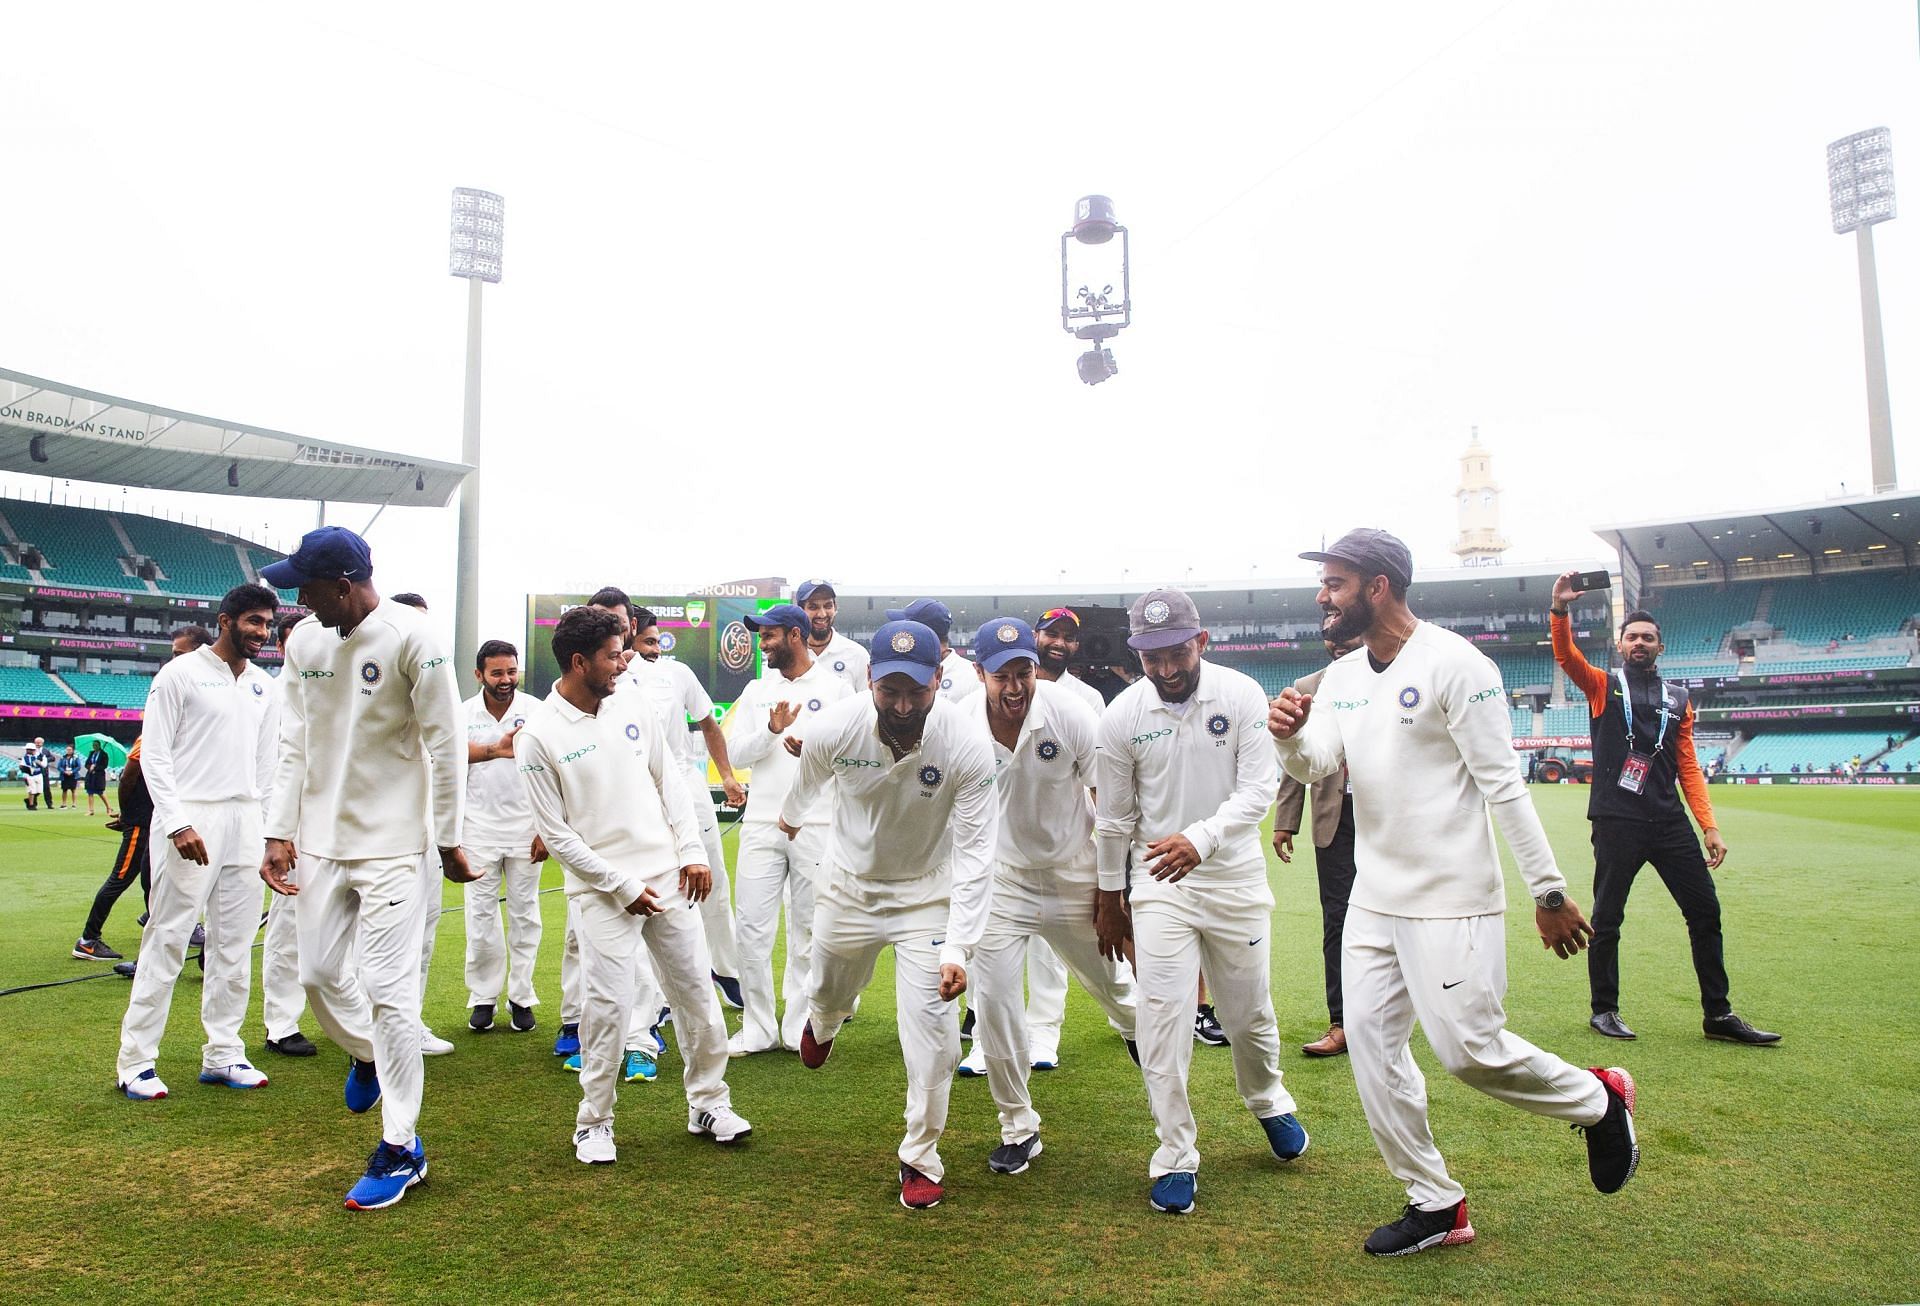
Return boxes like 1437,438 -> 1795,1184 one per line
120,1069 -> 169,1100
728,1032 -> 778,1058
198,1061 -> 270,1089
574,1123 -> 616,1165
688,1105 -> 753,1143
421,1028 -> 456,1056
1029,1033 -> 1061,1071
957,1042 -> 988,1077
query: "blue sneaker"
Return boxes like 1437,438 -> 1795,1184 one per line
344,1136 -> 427,1211
343,1058 -> 381,1114
1260,1112 -> 1310,1162
623,1048 -> 658,1083
712,972 -> 744,1010
1150,1171 -> 1197,1214
650,1023 -> 667,1057
562,1053 -> 582,1073
553,1023 -> 581,1057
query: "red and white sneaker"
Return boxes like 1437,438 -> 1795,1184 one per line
1580,1066 -> 1639,1194
1364,1199 -> 1475,1256
799,1020 -> 834,1070
899,1162 -> 944,1209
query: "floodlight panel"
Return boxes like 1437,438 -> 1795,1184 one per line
1828,127 -> 1895,233
450,187 -> 505,281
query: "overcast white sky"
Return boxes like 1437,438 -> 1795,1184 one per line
1,3 -> 1914,642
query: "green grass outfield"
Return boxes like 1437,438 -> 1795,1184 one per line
1,786 -> 1915,1304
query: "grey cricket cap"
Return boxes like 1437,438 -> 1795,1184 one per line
1300,528 -> 1414,589
1127,587 -> 1205,651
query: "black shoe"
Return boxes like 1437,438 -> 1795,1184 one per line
1577,1067 -> 1640,1194
267,1031 -> 318,1057
113,961 -> 137,978
1590,1011 -> 1636,1040
1194,1004 -> 1229,1047
988,1134 -> 1043,1175
137,912 -> 151,927
1703,1012 -> 1781,1045
188,923 -> 206,949
509,1003 -> 537,1033
1126,1038 -> 1141,1067
73,937 -> 124,961
469,1004 -> 496,1032
960,1006 -> 976,1042
711,972 -> 744,1010
1364,1200 -> 1475,1256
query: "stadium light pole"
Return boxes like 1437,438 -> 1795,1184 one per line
1827,129 -> 1897,493
449,187 -> 503,677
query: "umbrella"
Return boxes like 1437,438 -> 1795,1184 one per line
75,733 -> 129,768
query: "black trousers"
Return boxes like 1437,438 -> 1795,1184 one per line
1588,816 -> 1731,1019
82,822 -> 151,942
1312,795 -> 1358,1026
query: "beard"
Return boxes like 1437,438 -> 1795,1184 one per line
1322,592 -> 1375,645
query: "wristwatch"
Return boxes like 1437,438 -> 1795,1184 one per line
1534,889 -> 1566,910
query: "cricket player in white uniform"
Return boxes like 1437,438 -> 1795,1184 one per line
797,579 -> 870,695
885,598 -> 981,705
627,603 -> 746,1004
723,603 -> 850,1054
262,612 -> 317,1059
259,528 -> 473,1212
461,639 -> 546,1034
966,618 -> 1137,1175
115,583 -> 280,1100
782,620 -> 996,1210
515,606 -> 750,1164
390,593 -> 455,1057
1269,529 -> 1640,1257
1094,587 -> 1307,1216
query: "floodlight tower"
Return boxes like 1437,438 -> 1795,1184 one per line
449,187 -> 503,677
1827,128 -> 1897,493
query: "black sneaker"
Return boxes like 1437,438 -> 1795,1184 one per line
136,912 -> 151,927
1195,1004 -> 1229,1047
960,1006 -> 976,1042
1577,1066 -> 1639,1194
469,1004 -> 496,1032
267,1031 -> 318,1057
1703,1013 -> 1781,1045
73,937 -> 124,961
113,961 -> 137,978
189,923 -> 206,949
988,1134 -> 1043,1175
1364,1200 -> 1475,1256
1126,1038 -> 1141,1067
509,1003 -> 537,1033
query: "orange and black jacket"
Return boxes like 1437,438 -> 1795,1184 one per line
1550,611 -> 1716,830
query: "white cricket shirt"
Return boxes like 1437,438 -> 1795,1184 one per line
624,656 -> 714,771
780,694 -> 997,967
979,680 -> 1099,877
1095,661 -> 1277,891
727,657 -> 851,826
514,686 -> 706,907
937,649 -> 982,703
141,643 -> 277,838
1274,621 -> 1565,918
463,689 -> 541,852
1044,669 -> 1106,716
267,602 -> 465,859
811,630 -> 870,696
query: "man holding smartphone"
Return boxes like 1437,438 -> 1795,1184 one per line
1550,572 -> 1779,1046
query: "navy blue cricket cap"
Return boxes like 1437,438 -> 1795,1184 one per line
744,603 -> 810,633
884,598 -> 953,642
1300,528 -> 1414,589
795,579 -> 837,604
259,526 -> 372,589
973,617 -> 1038,672
869,620 -> 942,684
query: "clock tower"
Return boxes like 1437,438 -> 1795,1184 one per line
1452,427 -> 1509,565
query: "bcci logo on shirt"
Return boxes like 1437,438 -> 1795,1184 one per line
1398,686 -> 1421,710
918,764 -> 943,790
719,620 -> 753,673
807,698 -> 822,713
1035,738 -> 1060,762
359,659 -> 382,687
251,683 -> 264,696
624,722 -> 642,741
1206,713 -> 1230,737
834,660 -> 847,673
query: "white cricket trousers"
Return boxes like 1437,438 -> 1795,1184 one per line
416,851 -> 441,1003
1132,876 -> 1294,1178
464,849 -> 543,1009
1023,936 -> 1070,1058
296,854 -> 427,1148
261,887 -> 306,1042
683,762 -> 740,979
116,799 -> 260,1082
573,883 -> 731,1131
1343,905 -> 1609,1210
973,867 -> 1137,1144
560,900 -> 662,1047
808,868 -> 960,1183
733,822 -> 822,1050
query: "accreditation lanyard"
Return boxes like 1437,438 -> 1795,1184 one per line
1614,668 -> 1675,759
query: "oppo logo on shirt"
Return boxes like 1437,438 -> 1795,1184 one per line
1468,687 -> 1503,703
1131,728 -> 1172,746
559,745 -> 598,764
518,763 -> 547,774
1330,699 -> 1369,711
420,657 -> 446,671
834,756 -> 883,770
298,670 -> 334,679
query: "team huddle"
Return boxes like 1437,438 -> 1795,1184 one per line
114,521 -> 1749,1256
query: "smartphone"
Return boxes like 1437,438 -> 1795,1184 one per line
1573,569 -> 1611,592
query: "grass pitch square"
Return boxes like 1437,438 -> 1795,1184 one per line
1,786 -> 1916,1302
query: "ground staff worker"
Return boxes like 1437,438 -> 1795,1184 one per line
1550,573 -> 1779,1046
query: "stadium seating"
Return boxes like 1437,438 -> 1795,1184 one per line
1729,730 -> 1895,774
1511,706 -> 1535,735
0,499 -> 135,590
116,515 -> 252,597
0,666 -> 77,705
1542,705 -> 1590,734
1490,648 -> 1554,689
59,672 -> 153,710
1766,572 -> 1920,644
1643,583 -> 1759,660
1662,659 -> 1741,677
1878,736 -> 1920,770
1743,654 -> 1913,675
